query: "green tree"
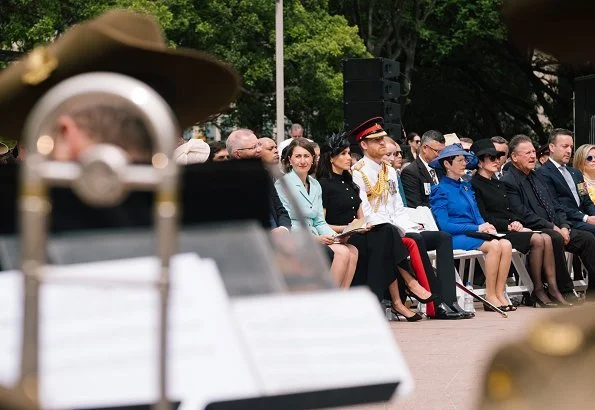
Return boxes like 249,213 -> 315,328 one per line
330,0 -> 437,96
172,0 -> 368,139
0,0 -> 369,140
404,0 -> 583,142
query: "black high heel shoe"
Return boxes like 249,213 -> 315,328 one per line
532,293 -> 558,308
549,294 -> 573,307
404,285 -> 437,304
390,307 -> 423,322
483,304 -> 512,313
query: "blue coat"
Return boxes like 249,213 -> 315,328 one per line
429,176 -> 485,250
275,170 -> 335,236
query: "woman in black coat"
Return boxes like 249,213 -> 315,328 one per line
470,139 -> 570,307
316,133 -> 440,321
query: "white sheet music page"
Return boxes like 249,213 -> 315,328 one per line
0,253 -> 258,410
231,288 -> 413,397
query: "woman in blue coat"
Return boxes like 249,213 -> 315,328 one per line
429,145 -> 513,312
275,138 -> 358,288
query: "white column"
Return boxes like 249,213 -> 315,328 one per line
275,0 -> 285,145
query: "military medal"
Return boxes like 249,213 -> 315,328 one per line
388,179 -> 397,195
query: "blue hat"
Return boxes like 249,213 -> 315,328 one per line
429,144 -> 477,170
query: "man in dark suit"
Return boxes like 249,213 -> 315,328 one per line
401,130 -> 445,208
502,134 -> 595,298
227,129 -> 291,232
537,128 -> 595,234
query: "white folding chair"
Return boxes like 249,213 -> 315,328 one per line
405,207 -> 484,293
566,252 -> 589,291
405,206 -> 533,297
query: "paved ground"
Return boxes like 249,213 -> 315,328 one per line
335,302 -> 586,410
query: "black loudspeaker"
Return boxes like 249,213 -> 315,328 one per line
383,122 -> 402,139
343,58 -> 401,138
344,80 -> 400,102
575,75 -> 595,146
344,58 -> 400,80
344,101 -> 401,126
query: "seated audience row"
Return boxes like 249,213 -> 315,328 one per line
276,137 -> 445,321
222,123 -> 591,317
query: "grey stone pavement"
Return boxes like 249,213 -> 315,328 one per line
335,302 -> 591,410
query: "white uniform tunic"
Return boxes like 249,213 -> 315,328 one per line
351,156 -> 419,234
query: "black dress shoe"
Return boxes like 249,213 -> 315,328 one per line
432,302 -> 464,320
449,302 -> 475,319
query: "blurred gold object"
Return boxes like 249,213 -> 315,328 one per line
0,385 -> 38,410
478,304 -> 595,410
528,321 -> 584,356
21,47 -> 58,86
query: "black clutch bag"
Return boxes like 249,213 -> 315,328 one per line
464,231 -> 506,241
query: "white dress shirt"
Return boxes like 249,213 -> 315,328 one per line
352,156 -> 419,233
420,156 -> 439,184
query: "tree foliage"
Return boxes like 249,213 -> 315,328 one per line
330,0 -> 437,96
0,0 -> 368,140
332,0 -> 589,143
403,0 -> 587,143
0,0 -> 590,144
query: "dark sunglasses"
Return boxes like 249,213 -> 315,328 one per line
586,155 -> 595,162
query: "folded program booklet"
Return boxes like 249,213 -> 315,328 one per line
334,218 -> 367,240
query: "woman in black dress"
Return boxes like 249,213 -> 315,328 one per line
316,134 -> 437,321
470,139 -> 570,307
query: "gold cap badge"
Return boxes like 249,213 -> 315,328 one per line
22,46 -> 58,86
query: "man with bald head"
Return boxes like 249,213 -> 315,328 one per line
259,137 -> 280,166
228,129 -> 290,232
226,128 -> 262,160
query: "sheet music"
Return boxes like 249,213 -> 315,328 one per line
0,254 -> 259,410
0,255 -> 410,410
231,288 -> 414,396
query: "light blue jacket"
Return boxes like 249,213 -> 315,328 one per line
275,170 -> 335,236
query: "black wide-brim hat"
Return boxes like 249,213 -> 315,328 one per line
470,139 -> 506,159
0,9 -> 241,140
502,0 -> 595,64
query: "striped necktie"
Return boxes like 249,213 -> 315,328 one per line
527,173 -> 555,221
429,169 -> 439,185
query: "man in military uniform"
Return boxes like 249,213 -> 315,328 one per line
349,117 -> 470,320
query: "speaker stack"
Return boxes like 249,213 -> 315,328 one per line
343,58 -> 402,140
575,75 -> 595,146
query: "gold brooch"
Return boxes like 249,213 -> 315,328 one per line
22,46 -> 58,85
